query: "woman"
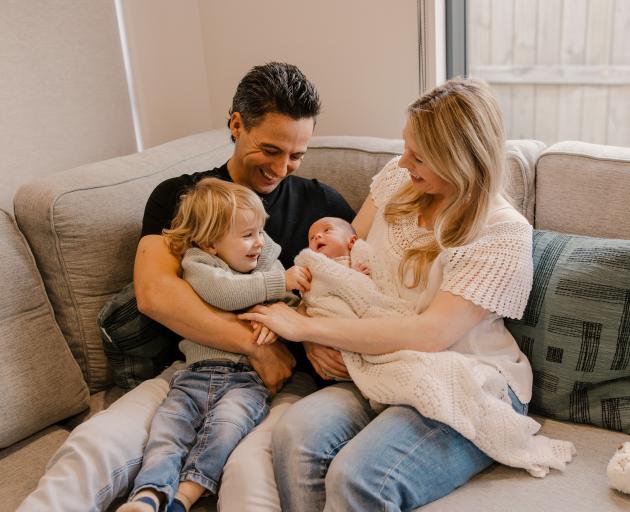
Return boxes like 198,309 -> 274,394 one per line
240,78 -> 535,511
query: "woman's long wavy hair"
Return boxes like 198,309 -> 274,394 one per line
163,177 -> 267,259
384,78 -> 506,288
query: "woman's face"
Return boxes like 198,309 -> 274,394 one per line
398,121 -> 454,200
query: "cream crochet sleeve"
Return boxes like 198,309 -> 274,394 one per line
441,220 -> 533,319
369,156 -> 408,208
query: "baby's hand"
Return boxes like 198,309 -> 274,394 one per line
352,262 -> 371,276
252,323 -> 279,345
285,265 -> 312,292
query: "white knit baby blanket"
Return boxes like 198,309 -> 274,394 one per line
295,245 -> 575,478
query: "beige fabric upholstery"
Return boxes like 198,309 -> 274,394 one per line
535,141 -> 630,238
0,426 -> 71,512
13,131 -> 234,391
422,416 -> 630,512
0,210 -> 88,447
300,137 -> 542,222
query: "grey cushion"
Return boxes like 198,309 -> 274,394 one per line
0,210 -> 89,447
421,416 -> 630,512
300,137 -> 542,221
536,141 -> 630,238
0,426 -> 71,512
14,131 -> 234,391
506,230 -> 630,433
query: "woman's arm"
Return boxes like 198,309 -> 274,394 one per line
240,290 -> 489,355
351,193 -> 377,239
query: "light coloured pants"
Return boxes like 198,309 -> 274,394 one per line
16,364 -> 316,512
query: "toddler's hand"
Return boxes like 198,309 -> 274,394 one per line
254,324 -> 279,345
285,265 -> 312,292
352,262 -> 371,276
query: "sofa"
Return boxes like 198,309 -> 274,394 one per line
1,130 -> 629,512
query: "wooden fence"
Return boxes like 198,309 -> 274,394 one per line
468,0 -> 630,146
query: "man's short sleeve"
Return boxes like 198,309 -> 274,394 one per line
141,176 -> 193,237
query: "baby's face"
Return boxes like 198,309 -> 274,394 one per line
308,218 -> 355,259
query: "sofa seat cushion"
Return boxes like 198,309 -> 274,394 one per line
422,416 -> 630,511
0,210 -> 89,448
506,230 -> 630,433
0,425 -> 70,511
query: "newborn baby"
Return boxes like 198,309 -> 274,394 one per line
307,217 -> 369,275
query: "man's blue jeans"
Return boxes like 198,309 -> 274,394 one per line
129,361 -> 270,506
272,382 -> 528,512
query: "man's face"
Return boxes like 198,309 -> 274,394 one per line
228,112 -> 314,195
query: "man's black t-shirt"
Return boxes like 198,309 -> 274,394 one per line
140,162 -> 356,378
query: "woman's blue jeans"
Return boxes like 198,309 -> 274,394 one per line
272,382 -> 527,512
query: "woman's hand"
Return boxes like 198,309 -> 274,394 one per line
304,341 -> 350,380
239,302 -> 309,342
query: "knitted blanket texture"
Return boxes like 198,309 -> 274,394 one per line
295,245 -> 576,477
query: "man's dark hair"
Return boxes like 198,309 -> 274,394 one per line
227,62 -> 321,142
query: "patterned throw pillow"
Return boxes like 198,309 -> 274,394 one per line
505,230 -> 630,434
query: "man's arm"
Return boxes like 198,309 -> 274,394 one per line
134,235 -> 295,393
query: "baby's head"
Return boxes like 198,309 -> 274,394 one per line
308,217 -> 357,259
164,178 -> 268,272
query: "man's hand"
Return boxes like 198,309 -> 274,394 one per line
248,342 -> 296,395
304,341 -> 350,381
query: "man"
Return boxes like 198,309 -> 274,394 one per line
18,62 -> 353,512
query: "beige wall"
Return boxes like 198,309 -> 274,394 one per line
120,0 -> 213,149
198,0 -> 419,138
0,1 -> 136,213
122,0 -> 420,145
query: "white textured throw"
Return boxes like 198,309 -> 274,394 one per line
296,246 -> 576,477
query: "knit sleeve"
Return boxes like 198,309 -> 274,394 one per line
182,248 -> 286,311
369,157 -> 409,208
440,221 -> 533,319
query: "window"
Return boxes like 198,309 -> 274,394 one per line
451,0 -> 630,146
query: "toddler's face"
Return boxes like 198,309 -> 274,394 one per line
209,210 -> 265,273
308,218 -> 356,259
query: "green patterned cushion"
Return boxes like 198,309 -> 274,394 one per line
505,230 -> 630,433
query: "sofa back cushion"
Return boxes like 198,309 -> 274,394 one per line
0,210 -> 89,447
299,137 -> 542,224
535,141 -> 630,238
14,131 -> 234,391
13,130 -> 542,392
505,230 -> 630,433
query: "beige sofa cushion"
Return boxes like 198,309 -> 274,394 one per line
0,210 -> 89,447
300,137 -> 542,223
14,131 -> 234,391
535,142 -> 630,238
422,416 -> 630,512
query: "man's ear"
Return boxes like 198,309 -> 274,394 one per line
229,112 -> 243,140
348,234 -> 358,250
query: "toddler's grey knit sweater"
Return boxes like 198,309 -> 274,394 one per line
179,233 -> 297,365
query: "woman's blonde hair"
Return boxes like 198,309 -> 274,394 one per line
163,178 -> 267,259
385,78 -> 506,287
